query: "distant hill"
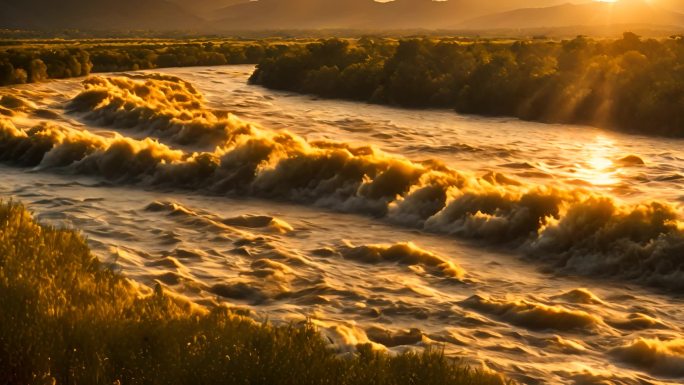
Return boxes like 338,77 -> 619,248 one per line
0,0 -> 202,31
459,0 -> 684,30
2,0 -> 680,33
209,0 -> 567,31
167,0 -> 249,18
213,0 -> 385,30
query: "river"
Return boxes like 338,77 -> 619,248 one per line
1,65 -> 683,385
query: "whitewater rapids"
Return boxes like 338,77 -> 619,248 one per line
1,65 -> 683,385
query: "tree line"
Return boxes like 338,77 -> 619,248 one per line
250,34 -> 684,137
0,41 -> 281,86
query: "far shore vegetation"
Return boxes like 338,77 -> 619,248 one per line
3,32 -> 684,137
250,33 -> 684,137
0,38 -> 283,86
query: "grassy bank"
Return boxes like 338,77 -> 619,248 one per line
0,202 -> 509,385
250,35 -> 684,137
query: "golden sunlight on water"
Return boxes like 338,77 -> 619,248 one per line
575,135 -> 620,187
2,66 -> 684,385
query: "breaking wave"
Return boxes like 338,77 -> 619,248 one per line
338,242 -> 465,279
145,200 -> 294,234
67,75 -> 254,147
3,73 -> 684,291
610,338 -> 684,377
459,295 -> 601,331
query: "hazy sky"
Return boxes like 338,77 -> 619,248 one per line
2,0 -> 683,32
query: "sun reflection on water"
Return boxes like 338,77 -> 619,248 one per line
574,135 -> 620,187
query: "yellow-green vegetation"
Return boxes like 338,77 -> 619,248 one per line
250,34 -> 684,137
0,202 -> 509,385
0,38 -> 312,86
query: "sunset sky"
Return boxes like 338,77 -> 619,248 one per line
1,0 -> 683,33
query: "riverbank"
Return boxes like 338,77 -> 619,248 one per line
0,201 -> 509,385
250,35 -> 684,137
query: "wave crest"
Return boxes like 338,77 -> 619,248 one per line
610,338 -> 684,377
459,295 -> 601,331
68,75 -> 254,146
3,73 -> 684,291
339,242 -> 465,279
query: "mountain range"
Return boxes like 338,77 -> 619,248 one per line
0,0 -> 682,33
208,0 -> 569,30
460,0 -> 684,30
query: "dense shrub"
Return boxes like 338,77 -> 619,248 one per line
0,41 -> 275,86
250,34 -> 684,137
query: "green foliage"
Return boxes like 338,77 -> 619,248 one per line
251,35 -> 684,137
0,202 -> 509,385
0,41 -> 276,86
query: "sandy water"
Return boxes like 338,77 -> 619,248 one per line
1,65 -> 684,385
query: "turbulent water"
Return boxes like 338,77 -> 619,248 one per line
2,65 -> 684,385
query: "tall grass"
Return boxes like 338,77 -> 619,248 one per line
0,202 -> 510,385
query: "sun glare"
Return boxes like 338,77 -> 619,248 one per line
576,136 -> 620,186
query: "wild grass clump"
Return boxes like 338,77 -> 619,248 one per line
0,202 -> 509,385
